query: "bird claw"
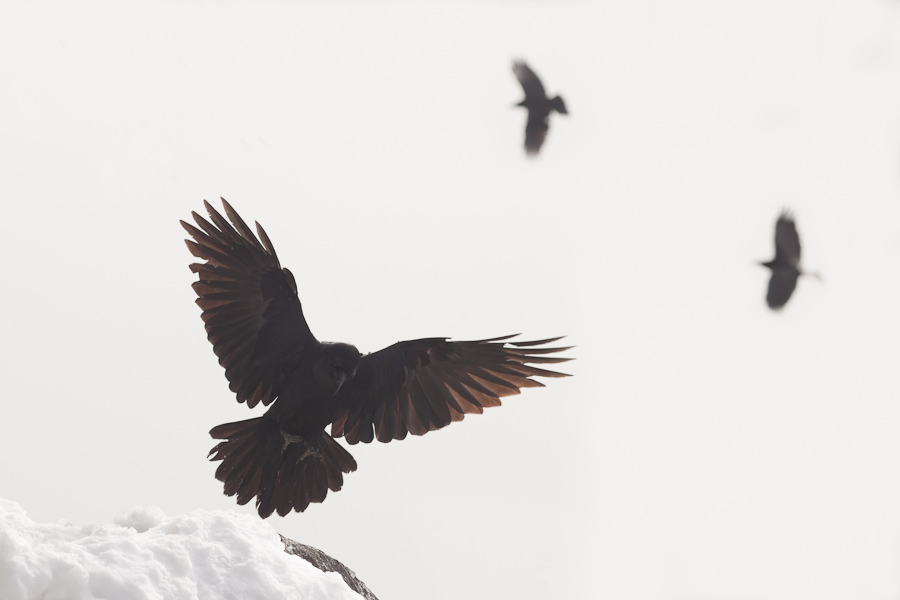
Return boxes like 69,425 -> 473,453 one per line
281,431 -> 302,451
280,430 -> 322,462
297,446 -> 322,463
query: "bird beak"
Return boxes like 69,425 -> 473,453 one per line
333,370 -> 349,396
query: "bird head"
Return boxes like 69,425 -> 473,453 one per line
318,342 -> 362,395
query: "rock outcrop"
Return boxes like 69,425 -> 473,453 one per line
281,534 -> 379,600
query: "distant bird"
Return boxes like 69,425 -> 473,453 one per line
182,199 -> 572,518
759,209 -> 818,310
512,60 -> 568,156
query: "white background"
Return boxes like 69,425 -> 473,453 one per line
2,1 -> 900,599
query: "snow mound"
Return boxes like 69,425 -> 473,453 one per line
0,499 -> 362,600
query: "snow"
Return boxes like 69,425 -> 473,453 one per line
0,499 -> 362,600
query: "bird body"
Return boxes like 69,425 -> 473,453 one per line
513,60 -> 567,155
759,210 -> 816,310
182,199 -> 571,517
260,342 -> 361,437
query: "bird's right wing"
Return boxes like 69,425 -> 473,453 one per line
766,267 -> 800,310
774,211 -> 801,264
182,199 -> 320,408
513,60 -> 547,102
331,335 -> 572,444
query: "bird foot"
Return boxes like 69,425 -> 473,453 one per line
297,446 -> 322,463
281,432 -> 302,451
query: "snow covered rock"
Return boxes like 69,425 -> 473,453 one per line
0,499 -> 365,600
280,535 -> 378,600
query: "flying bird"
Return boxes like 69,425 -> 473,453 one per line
182,199 -> 572,518
759,209 -> 818,310
512,60 -> 568,156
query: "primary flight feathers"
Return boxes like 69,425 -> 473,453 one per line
182,199 -> 572,517
332,333 -> 571,444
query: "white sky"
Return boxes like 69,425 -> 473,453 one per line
2,1 -> 900,599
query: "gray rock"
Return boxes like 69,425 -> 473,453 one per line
280,534 -> 379,600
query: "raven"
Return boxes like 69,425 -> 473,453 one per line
513,60 -> 568,156
182,199 -> 572,518
759,210 -> 818,310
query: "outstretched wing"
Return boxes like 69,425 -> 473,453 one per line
331,335 -> 572,444
182,198 -> 319,407
766,267 -> 800,310
513,60 -> 547,102
524,111 -> 550,155
773,210 -> 801,266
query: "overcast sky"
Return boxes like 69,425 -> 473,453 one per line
2,1 -> 900,599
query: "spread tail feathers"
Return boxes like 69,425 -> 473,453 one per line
550,95 -> 568,114
209,417 -> 358,518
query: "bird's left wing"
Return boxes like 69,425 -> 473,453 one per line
331,335 -> 572,444
182,199 -> 320,408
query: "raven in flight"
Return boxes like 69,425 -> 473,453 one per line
513,60 -> 568,156
759,210 -> 818,310
182,199 -> 572,518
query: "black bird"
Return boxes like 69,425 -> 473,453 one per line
759,210 -> 818,310
513,60 -> 568,156
182,199 -> 572,518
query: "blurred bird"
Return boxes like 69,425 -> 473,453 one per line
182,199 -> 572,518
759,209 -> 819,310
513,60 -> 568,156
